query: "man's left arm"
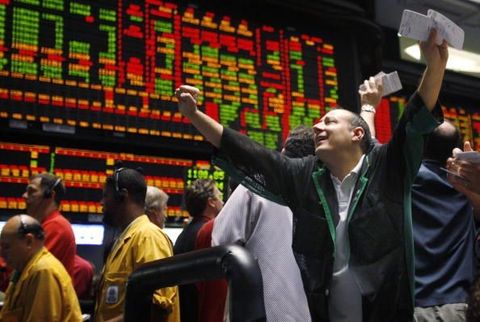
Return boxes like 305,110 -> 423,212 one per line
387,29 -> 447,178
417,29 -> 449,112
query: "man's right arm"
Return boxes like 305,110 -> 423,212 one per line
174,86 -> 302,204
175,85 -> 223,148
358,76 -> 383,139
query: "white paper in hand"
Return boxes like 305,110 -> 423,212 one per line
454,151 -> 480,163
398,10 -> 432,41
428,10 -> 464,49
359,71 -> 402,97
398,9 -> 464,49
381,71 -> 402,96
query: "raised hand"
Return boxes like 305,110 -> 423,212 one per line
359,76 -> 383,108
173,85 -> 223,147
175,85 -> 200,118
420,28 -> 449,70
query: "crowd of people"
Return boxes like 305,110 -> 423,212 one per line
1,28 -> 480,322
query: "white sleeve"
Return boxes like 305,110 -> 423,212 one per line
212,185 -> 253,247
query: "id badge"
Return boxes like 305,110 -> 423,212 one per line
106,285 -> 119,304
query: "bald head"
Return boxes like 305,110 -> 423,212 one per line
2,215 -> 43,238
424,120 -> 461,163
1,215 -> 44,271
145,186 -> 169,228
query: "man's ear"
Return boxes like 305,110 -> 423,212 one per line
352,126 -> 365,143
117,188 -> 128,201
207,197 -> 216,209
25,233 -> 35,248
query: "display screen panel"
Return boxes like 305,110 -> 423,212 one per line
0,0 -> 342,149
0,141 -> 225,223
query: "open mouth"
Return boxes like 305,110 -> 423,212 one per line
315,135 -> 327,145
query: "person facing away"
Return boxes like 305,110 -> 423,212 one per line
0,214 -> 82,322
174,29 -> 448,322
212,125 -> 315,322
173,178 -> 223,322
94,166 -> 180,322
412,121 -> 480,322
22,173 -> 76,278
145,186 -> 170,229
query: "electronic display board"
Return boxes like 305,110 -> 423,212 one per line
0,0 -> 341,150
374,95 -> 480,150
0,141 -> 226,223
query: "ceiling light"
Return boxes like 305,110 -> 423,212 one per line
403,44 -> 480,74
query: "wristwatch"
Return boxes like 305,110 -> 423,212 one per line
361,104 -> 376,113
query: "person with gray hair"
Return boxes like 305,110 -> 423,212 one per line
145,186 -> 170,228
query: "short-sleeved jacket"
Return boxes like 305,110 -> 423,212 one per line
94,215 -> 180,322
0,247 -> 82,322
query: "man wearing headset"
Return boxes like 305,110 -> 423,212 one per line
94,166 -> 180,322
0,214 -> 82,322
22,172 -> 76,278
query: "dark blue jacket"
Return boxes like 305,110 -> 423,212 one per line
413,160 -> 476,307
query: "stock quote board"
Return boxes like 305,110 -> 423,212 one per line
0,141 -> 226,221
0,0 -> 340,149
0,0 -> 343,222
374,95 -> 480,150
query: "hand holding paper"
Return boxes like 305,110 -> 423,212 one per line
359,71 -> 402,97
398,9 -> 464,49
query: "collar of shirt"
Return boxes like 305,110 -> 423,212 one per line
42,209 -> 61,223
109,215 -> 148,260
330,155 -> 365,204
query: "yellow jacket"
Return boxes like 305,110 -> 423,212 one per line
94,215 -> 180,322
0,247 -> 82,322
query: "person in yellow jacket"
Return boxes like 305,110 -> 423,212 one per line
94,166 -> 180,322
0,214 -> 82,322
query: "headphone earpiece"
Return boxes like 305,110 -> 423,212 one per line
44,178 -> 61,199
113,167 -> 127,201
115,188 -> 127,201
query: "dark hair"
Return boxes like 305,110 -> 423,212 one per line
424,121 -> 461,163
106,167 -> 147,206
351,112 -> 373,153
31,173 -> 65,206
283,125 -> 315,158
17,215 -> 45,240
184,179 -> 217,218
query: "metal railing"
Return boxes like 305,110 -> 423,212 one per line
124,244 -> 266,322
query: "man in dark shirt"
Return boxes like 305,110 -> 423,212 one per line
173,179 -> 223,322
173,30 -> 447,322
413,121 -> 479,322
